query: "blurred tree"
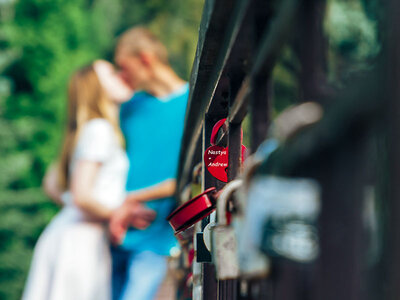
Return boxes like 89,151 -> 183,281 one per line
324,0 -> 381,83
0,0 -> 122,297
0,0 -> 203,299
271,0 -> 381,116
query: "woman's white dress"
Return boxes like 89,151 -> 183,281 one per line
22,119 -> 129,300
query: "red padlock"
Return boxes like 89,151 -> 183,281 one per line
204,118 -> 247,182
168,120 -> 246,234
167,187 -> 218,234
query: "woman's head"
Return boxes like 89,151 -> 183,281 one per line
67,64 -> 109,130
58,61 -> 130,190
93,60 -> 133,103
67,61 -> 132,129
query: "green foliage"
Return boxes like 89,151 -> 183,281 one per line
270,0 -> 381,116
325,0 -> 379,60
0,0 -> 203,299
324,0 -> 381,83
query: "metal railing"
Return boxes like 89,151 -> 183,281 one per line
175,0 -> 399,299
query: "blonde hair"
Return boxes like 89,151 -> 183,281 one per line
58,63 -> 124,190
116,27 -> 169,64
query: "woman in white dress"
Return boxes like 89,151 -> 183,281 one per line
22,60 -> 133,300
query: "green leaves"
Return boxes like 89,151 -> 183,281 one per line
0,0 -> 204,298
325,0 -> 380,62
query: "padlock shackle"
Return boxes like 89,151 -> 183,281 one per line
216,179 -> 243,226
210,118 -> 227,145
210,118 -> 245,146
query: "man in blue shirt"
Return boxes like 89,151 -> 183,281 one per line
109,27 -> 189,300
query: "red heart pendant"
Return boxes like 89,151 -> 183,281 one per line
205,118 -> 247,182
204,145 -> 229,182
204,145 -> 248,182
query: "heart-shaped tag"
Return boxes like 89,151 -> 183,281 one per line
204,145 -> 247,182
204,145 -> 229,182
204,118 -> 247,182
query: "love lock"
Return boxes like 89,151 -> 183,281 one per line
204,118 -> 247,182
232,154 -> 271,278
167,187 -> 219,234
235,174 -> 320,281
255,176 -> 321,263
211,179 -> 242,280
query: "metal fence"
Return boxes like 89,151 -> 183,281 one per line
174,0 -> 399,299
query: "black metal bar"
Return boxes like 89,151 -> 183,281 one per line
250,74 -> 272,153
201,114 -> 221,300
227,0 -> 298,127
219,120 -> 241,300
251,0 -> 299,78
316,141 -> 367,300
177,0 -> 234,195
295,3 -> 330,299
227,123 -> 242,181
218,6 -> 259,295
203,263 -> 218,300
177,0 -> 252,195
205,0 -> 253,115
297,0 -> 332,103
218,280 -> 225,300
228,78 -> 251,125
178,0 -> 298,195
384,0 -> 400,298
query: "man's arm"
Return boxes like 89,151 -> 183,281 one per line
109,179 -> 173,244
125,179 -> 176,204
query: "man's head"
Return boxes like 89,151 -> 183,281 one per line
115,27 -> 169,90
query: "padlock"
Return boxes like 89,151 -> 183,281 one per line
254,176 -> 321,263
204,118 -> 247,182
234,175 -> 320,280
167,187 -> 218,234
211,179 -> 242,280
232,154 -> 271,278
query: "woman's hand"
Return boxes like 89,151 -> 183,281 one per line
109,202 -> 156,245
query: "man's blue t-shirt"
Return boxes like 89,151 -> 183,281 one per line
119,83 -> 189,255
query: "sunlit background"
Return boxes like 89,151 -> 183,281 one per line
0,0 -> 379,299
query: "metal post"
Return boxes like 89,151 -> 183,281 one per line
200,114 -> 222,300
297,0 -> 332,103
250,76 -> 272,152
384,0 -> 400,298
316,143 -> 366,300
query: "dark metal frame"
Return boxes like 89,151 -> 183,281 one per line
175,0 -> 398,299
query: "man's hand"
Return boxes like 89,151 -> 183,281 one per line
109,202 -> 156,245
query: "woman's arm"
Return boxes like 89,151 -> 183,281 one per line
42,164 -> 63,206
70,160 -> 114,221
125,179 -> 176,204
